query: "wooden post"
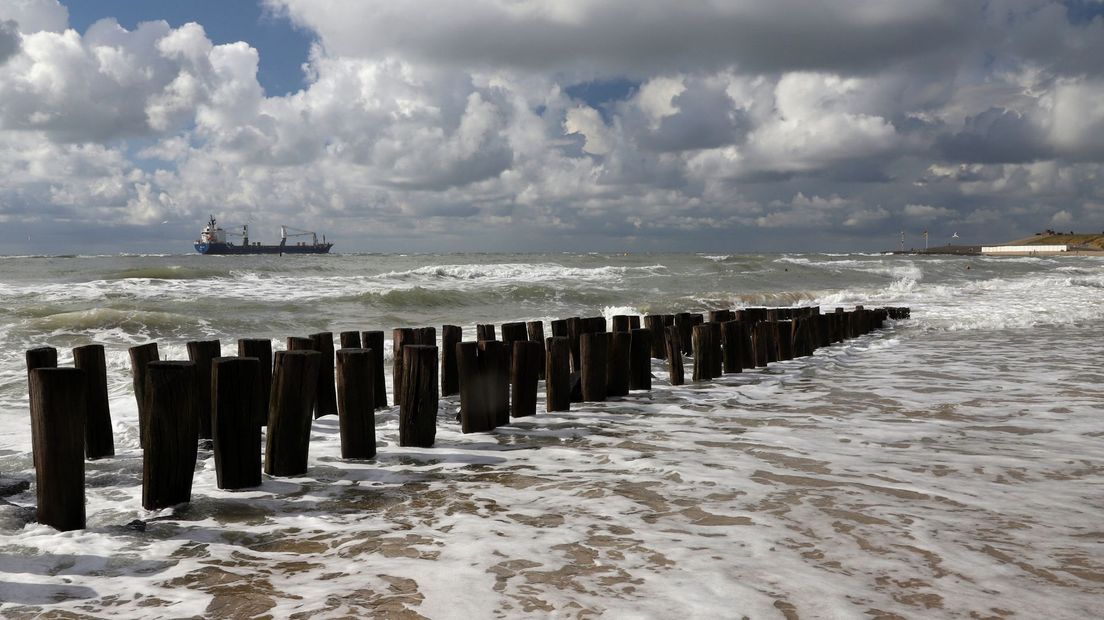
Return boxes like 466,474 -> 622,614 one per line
25,346 -> 58,384
612,315 -> 631,332
186,340 -> 221,440
128,342 -> 158,449
511,341 -> 541,418
707,322 -> 723,378
415,326 -> 437,346
73,344 -> 114,459
441,325 -> 462,397
580,332 -> 609,402
586,316 -> 607,333
287,336 -> 314,351
607,331 -> 631,397
527,321 -> 545,380
665,326 -> 684,386
501,322 -> 528,346
674,313 -> 694,355
756,322 -> 774,366
361,331 -> 388,408
566,317 -> 583,372
738,321 -> 755,369
721,321 -> 743,374
399,345 -> 438,448
550,319 -> 568,338
777,321 -> 794,361
309,332 -> 337,419
339,331 -> 361,349
629,316 -> 641,330
212,357 -> 262,490
28,367 -> 86,531
392,328 -> 414,404
477,323 -> 496,342
336,348 -> 376,459
643,315 -> 667,359
237,339 -> 272,427
480,340 -> 510,426
142,361 -> 197,510
629,328 -> 652,390
545,337 -> 571,412
265,350 -> 321,477
692,324 -> 712,382
457,341 -> 494,432
708,310 -> 734,324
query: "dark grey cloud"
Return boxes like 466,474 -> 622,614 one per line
0,20 -> 18,63
275,0 -> 974,77
936,108 -> 1053,164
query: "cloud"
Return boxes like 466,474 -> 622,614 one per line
0,20 -> 262,142
269,0 -> 971,77
3,0 -> 1104,252
0,20 -> 19,63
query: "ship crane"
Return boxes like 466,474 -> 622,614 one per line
280,225 -> 322,246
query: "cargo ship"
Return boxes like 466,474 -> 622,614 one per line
194,215 -> 333,255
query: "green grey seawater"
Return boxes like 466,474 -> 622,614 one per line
1,252 -> 1102,617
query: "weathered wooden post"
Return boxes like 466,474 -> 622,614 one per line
511,340 -> 541,417
457,341 -> 494,432
644,315 -> 667,359
336,348 -> 376,459
361,331 -> 388,409
753,322 -> 770,367
580,332 -> 609,402
392,328 -> 414,403
777,320 -> 794,361
399,345 -> 438,448
237,338 -> 272,427
674,313 -> 694,355
586,316 -> 607,333
309,332 -> 337,420
551,319 -> 568,338
629,328 -> 652,390
566,317 -> 583,372
607,331 -> 631,397
415,326 -> 437,346
665,326 -> 684,386
128,342 -> 158,448
545,337 -> 571,412
527,321 -> 546,380
501,322 -> 528,347
265,350 -> 321,477
480,340 -> 510,426
73,345 -> 114,459
629,316 -> 641,330
287,336 -> 314,351
187,340 -> 221,440
708,310 -> 734,324
692,324 -> 712,382
721,321 -> 743,374
477,323 -> 496,342
212,357 -> 262,489
28,367 -> 86,531
142,361 -> 197,509
707,322 -> 723,377
612,315 -> 631,333
25,346 -> 57,383
339,331 -> 361,349
441,324 -> 462,397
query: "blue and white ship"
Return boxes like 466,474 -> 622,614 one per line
194,215 -> 333,255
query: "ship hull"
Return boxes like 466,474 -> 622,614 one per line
194,242 -> 333,255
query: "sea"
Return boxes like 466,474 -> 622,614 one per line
0,252 -> 1101,618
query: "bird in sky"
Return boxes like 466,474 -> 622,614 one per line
952,232 -> 960,238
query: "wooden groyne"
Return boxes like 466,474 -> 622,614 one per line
20,304 -> 910,530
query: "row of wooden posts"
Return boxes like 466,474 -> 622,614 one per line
24,305 -> 910,531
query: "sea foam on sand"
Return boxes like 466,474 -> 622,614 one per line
2,317 -> 1102,618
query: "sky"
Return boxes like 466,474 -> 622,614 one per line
2,1 -> 1104,254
